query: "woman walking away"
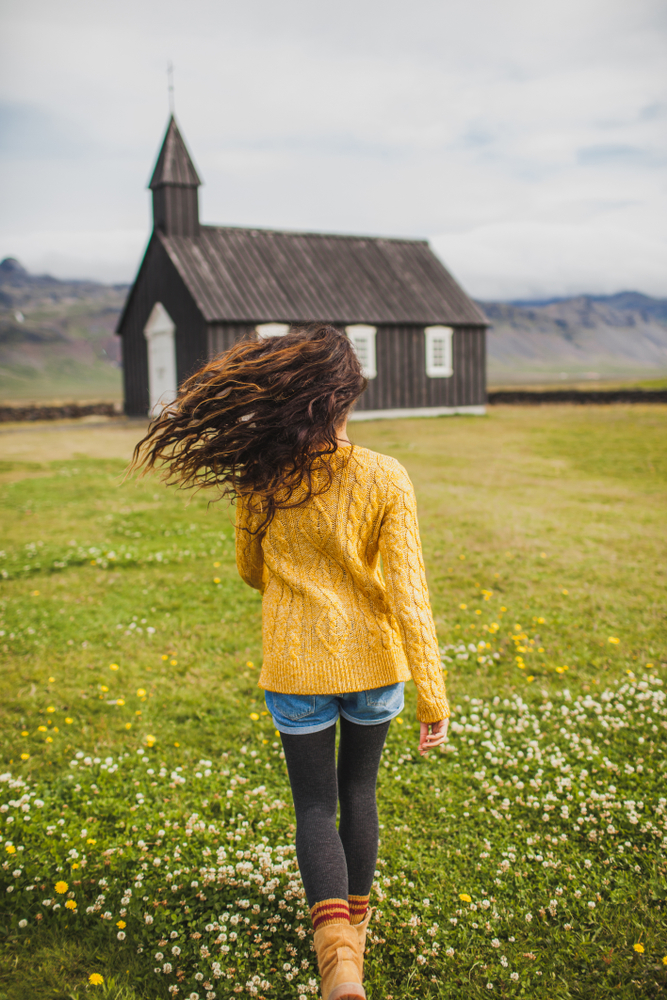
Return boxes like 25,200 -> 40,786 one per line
132,324 -> 450,1000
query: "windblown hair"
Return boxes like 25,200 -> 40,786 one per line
131,324 -> 366,530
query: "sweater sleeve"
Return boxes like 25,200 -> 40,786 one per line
235,495 -> 266,593
378,463 -> 450,724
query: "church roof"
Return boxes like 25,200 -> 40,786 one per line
156,225 -> 488,326
149,116 -> 201,189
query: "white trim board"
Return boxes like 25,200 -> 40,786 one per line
350,405 -> 486,421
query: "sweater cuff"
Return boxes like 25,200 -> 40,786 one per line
416,695 -> 451,725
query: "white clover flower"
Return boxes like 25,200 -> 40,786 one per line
172,946 -> 181,955
510,972 -> 519,981
155,953 -> 164,961
525,913 -> 533,922
486,984 -> 493,991
18,919 -> 27,928
117,931 -> 126,941
491,938 -> 500,948
445,947 -> 455,957
587,901 -> 596,909
163,963 -> 173,974
500,956 -> 508,967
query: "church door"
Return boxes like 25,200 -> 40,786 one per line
144,303 -> 177,415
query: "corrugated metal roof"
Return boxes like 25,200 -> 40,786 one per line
149,116 -> 201,189
158,226 -> 488,326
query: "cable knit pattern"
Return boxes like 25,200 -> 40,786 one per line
235,445 -> 449,723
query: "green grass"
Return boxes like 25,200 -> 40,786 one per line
0,405 -> 666,999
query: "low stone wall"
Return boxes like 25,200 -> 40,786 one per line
487,388 -> 667,405
0,402 -> 118,423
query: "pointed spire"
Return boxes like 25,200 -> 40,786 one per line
149,117 -> 201,237
149,116 -> 201,190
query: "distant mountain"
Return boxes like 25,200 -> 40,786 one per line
0,258 -> 126,402
0,257 -> 129,309
478,292 -> 667,383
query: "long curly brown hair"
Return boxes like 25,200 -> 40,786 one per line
131,324 -> 366,530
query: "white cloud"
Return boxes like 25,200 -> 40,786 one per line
0,0 -> 665,296
432,223 -> 667,301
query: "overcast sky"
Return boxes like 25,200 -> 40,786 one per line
1,0 -> 665,299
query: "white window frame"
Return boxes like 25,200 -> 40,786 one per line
424,325 -> 453,378
256,323 -> 290,338
345,324 -> 377,379
144,302 -> 177,416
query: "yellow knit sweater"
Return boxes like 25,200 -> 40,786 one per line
235,444 -> 449,724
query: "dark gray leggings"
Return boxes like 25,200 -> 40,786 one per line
280,716 -> 390,907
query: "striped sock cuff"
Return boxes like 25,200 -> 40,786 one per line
310,898 -> 350,931
348,894 -> 370,925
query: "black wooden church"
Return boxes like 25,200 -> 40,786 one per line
117,117 -> 488,418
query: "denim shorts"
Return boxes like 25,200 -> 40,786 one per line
265,683 -> 405,735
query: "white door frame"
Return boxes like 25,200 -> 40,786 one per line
144,302 -> 177,416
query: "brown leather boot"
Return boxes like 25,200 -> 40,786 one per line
353,907 -> 373,978
313,923 -> 366,1000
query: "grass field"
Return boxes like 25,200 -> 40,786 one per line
0,406 -> 666,1000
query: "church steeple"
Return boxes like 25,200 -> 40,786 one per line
149,117 -> 201,237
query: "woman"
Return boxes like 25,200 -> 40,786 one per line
133,324 -> 449,1000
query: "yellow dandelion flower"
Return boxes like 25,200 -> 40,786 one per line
136,688 -> 146,697
145,735 -> 156,745
608,637 -> 620,645
109,663 -> 119,671
48,676 -> 55,683
116,919 -> 126,928
213,577 -> 221,584
500,606 -> 507,612
20,753 -> 29,761
161,654 -> 168,661
459,603 -> 467,610
32,590 -> 40,596
562,588 -> 568,595
88,974 -> 104,986
540,552 -> 546,558
55,881 -> 68,894
459,554 -> 466,560
246,660 -> 254,668
46,736 -> 53,743
65,718 -> 73,724
647,663 -> 654,669
474,609 -> 482,615
46,706 -> 55,713
174,741 -> 180,747
5,845 -> 16,854
21,730 -> 28,737
38,725 -> 47,732
65,899 -> 77,910
214,561 -> 221,567
249,713 -> 260,721
459,893 -> 472,902
125,722 -> 132,730
116,699 -> 125,706
71,863 -> 79,869
633,943 -> 644,953
86,838 -> 97,846
662,955 -> 667,965
526,675 -> 535,682
170,660 -> 177,666
100,685 -> 109,693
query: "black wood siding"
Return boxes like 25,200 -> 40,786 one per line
202,322 -> 486,411
118,237 -> 208,416
355,325 -> 486,411
207,323 -> 255,357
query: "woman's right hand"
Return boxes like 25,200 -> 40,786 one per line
419,718 -> 449,757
